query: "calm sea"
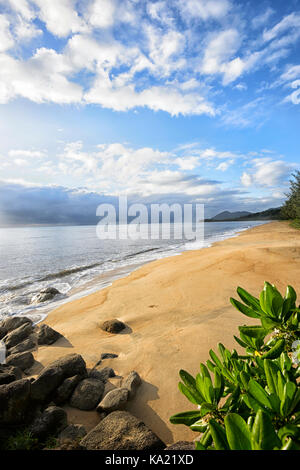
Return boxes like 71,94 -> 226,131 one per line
0,221 -> 267,323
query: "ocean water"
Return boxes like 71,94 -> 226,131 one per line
0,221 -> 268,323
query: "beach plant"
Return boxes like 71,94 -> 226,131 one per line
170,282 -> 300,450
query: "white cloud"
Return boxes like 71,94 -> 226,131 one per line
86,0 -> 116,29
241,158 -> 294,187
178,0 -> 231,21
173,157 -> 200,170
5,0 -> 35,21
8,149 -> 47,158
0,48 -> 83,104
0,15 -> 14,52
251,8 -> 275,29
240,172 -> 253,187
263,13 -> 300,42
32,0 -> 87,37
216,160 -> 234,171
200,29 -> 249,84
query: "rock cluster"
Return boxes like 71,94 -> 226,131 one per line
0,316 -> 165,451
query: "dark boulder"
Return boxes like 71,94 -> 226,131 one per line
29,406 -> 67,441
31,354 -> 87,403
53,375 -> 81,405
33,287 -> 61,304
70,378 -> 104,411
80,411 -> 165,450
3,323 -> 34,349
89,367 -> 115,383
8,336 -> 37,356
0,316 -> 33,336
100,353 -> 118,360
100,319 -> 126,334
58,424 -> 87,443
36,324 -> 62,345
0,378 -> 31,424
6,351 -> 34,371
0,364 -> 22,385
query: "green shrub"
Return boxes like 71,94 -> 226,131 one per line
170,282 -> 300,450
5,429 -> 39,451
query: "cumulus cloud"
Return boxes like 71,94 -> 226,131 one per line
0,1 -> 299,116
241,158 -> 295,187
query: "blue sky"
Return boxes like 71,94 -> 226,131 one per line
0,0 -> 299,224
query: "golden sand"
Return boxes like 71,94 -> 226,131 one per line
33,221 -> 300,444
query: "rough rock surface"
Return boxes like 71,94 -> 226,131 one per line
70,378 -> 104,410
36,324 -> 62,345
58,424 -> 87,443
100,353 -> 118,360
0,364 -> 22,385
2,323 -> 34,349
6,351 -> 34,371
31,354 -> 87,402
96,387 -> 129,413
166,441 -> 195,450
0,378 -> 31,424
81,411 -> 165,451
0,316 -> 33,336
32,287 -> 61,304
122,371 -> 142,399
89,367 -> 115,382
100,319 -> 126,334
53,375 -> 81,405
8,336 -> 37,356
29,406 -> 67,440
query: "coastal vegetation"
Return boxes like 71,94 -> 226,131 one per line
281,171 -> 300,228
170,282 -> 300,450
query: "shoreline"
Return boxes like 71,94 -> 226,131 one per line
9,220 -> 267,324
32,221 -> 300,444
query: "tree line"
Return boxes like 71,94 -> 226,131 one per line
281,170 -> 300,220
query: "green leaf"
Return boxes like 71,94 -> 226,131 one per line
214,369 -> 224,403
280,381 -> 297,417
237,286 -> 262,313
224,413 -> 252,450
200,428 -> 212,447
285,285 -> 297,307
248,380 -> 273,411
260,316 -> 279,330
200,402 -> 216,417
209,418 -> 229,450
178,382 -> 200,405
195,441 -> 206,450
239,325 -> 268,339
251,409 -> 281,450
170,410 -> 202,425
278,424 -> 300,442
230,297 -> 261,318
190,418 -> 209,432
264,359 -> 279,395
209,349 -> 223,369
281,438 -> 300,450
179,370 -> 204,404
234,335 -> 249,349
261,339 -> 285,359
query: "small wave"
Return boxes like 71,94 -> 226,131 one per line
38,262 -> 105,281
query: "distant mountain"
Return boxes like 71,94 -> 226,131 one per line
210,210 -> 251,221
207,207 -> 281,222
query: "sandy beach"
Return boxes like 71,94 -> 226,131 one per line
32,221 -> 300,444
